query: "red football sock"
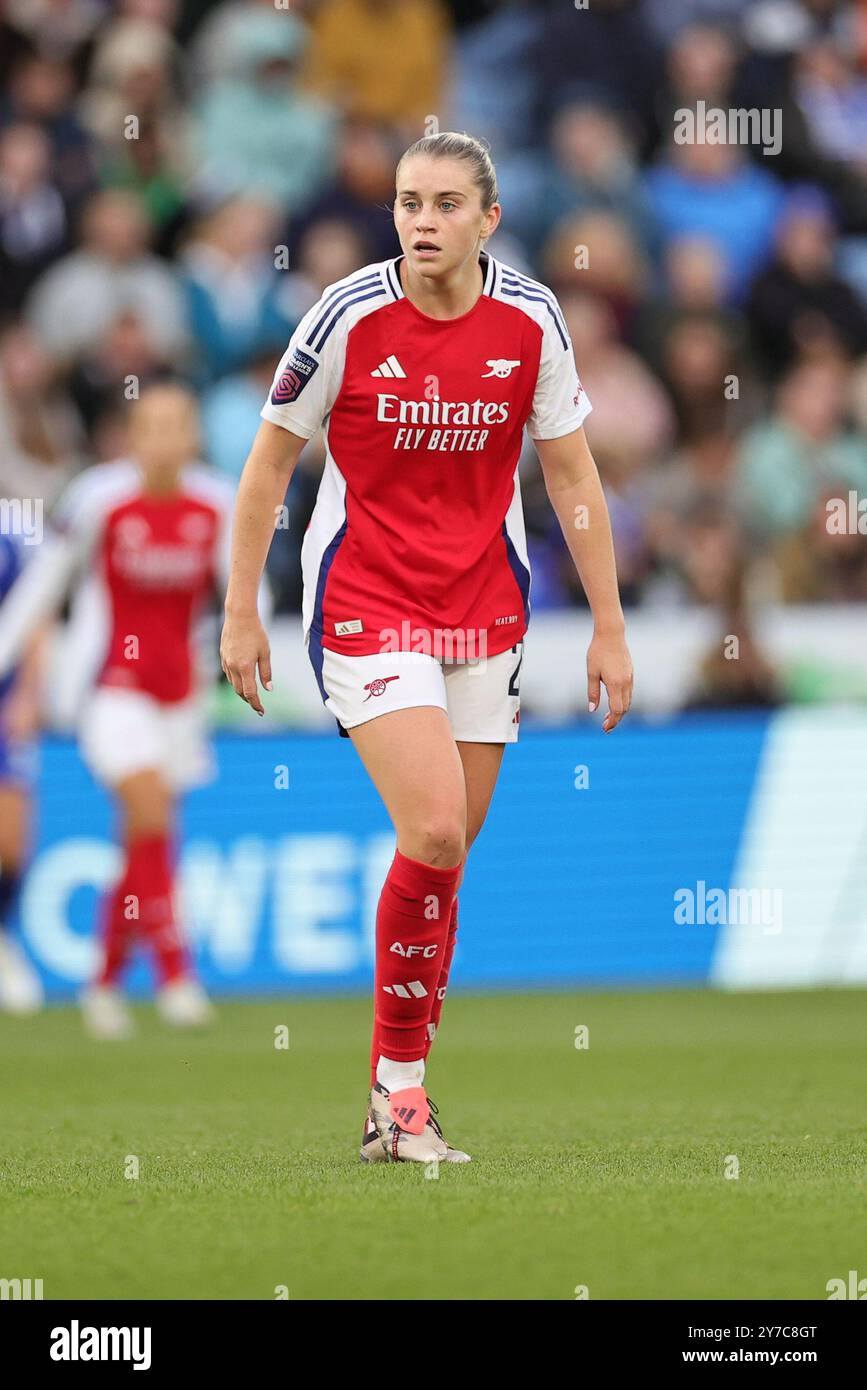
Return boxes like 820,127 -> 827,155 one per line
96,875 -> 137,987
371,849 -> 461,1072
424,894 -> 459,1059
96,832 -> 189,988
134,832 -> 189,986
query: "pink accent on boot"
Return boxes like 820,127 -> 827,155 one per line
388,1086 -> 430,1136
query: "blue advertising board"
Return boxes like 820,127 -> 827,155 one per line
14,715 -> 775,999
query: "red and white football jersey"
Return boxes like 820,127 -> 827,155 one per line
261,251 -> 591,682
0,461 -> 234,704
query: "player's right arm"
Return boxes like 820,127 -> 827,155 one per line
220,420 -> 307,717
220,277 -> 351,715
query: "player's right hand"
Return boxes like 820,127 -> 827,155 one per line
220,612 -> 272,717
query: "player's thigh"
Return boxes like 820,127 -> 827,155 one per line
456,741 -> 505,849
115,768 -> 174,837
0,783 -> 29,866
348,705 -> 467,866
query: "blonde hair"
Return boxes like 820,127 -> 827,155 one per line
396,132 -> 499,212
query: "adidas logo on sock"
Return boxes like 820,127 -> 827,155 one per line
371,355 -> 406,378
382,980 -> 428,998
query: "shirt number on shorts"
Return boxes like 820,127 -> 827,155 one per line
508,644 -> 523,697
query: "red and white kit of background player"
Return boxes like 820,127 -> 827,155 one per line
0,386 -> 240,1038
221,133 -> 633,1163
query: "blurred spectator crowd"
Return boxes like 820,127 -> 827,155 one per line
1,0 -> 867,708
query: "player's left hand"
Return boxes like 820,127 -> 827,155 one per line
587,628 -> 633,733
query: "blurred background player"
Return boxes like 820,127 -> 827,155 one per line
0,530 -> 44,1014
0,383 -> 246,1038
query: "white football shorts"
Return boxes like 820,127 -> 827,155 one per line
312,640 -> 524,743
79,686 -> 214,790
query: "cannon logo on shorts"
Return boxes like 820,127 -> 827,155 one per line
271,348 -> 318,405
362,675 -> 400,701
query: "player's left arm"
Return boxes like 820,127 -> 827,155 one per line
212,476 -> 273,628
534,426 -> 633,732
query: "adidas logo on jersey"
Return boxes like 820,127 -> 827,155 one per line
371,355 -> 406,378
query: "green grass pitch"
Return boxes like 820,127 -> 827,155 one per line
1,988 -> 865,1300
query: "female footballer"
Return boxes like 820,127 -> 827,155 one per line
221,133 -> 633,1163
0,384 -> 234,1038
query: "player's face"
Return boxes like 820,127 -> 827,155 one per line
130,388 -> 200,488
394,157 -> 499,279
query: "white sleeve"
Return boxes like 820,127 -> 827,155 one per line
526,307 -> 592,441
259,293 -> 349,440
0,471 -> 106,679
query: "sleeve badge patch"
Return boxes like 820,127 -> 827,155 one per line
271,347 -> 319,405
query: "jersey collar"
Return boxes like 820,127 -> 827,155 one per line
385,250 -> 497,302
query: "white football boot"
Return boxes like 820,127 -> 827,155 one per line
426,1096 -> 472,1163
363,1083 -> 471,1163
0,932 -> 43,1015
155,977 -> 216,1028
80,984 -> 135,1040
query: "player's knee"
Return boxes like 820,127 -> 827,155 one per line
411,817 -> 466,869
126,807 -> 172,839
119,778 -> 173,838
